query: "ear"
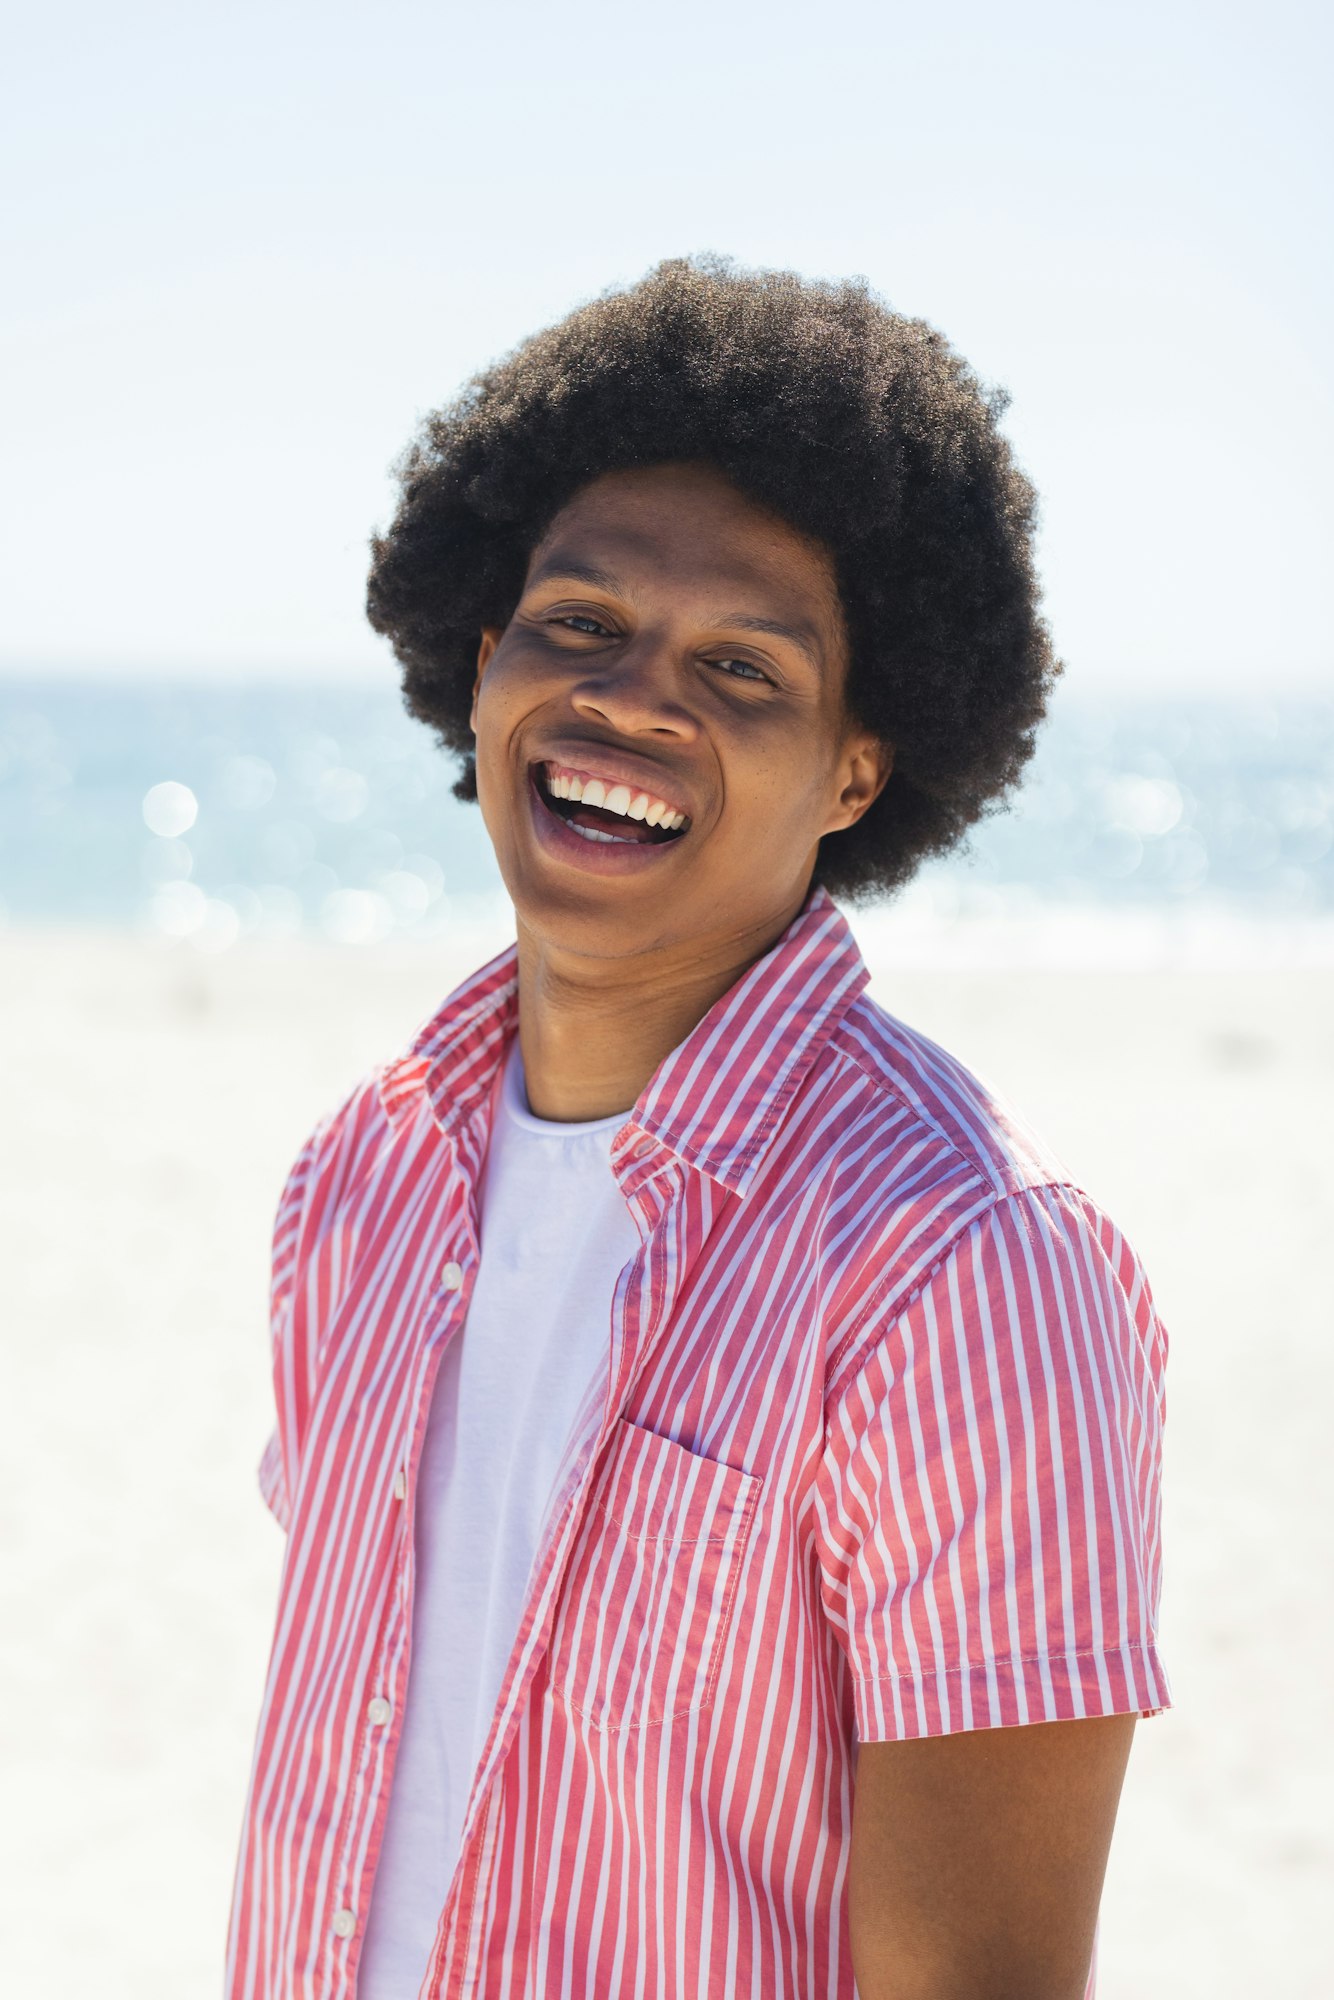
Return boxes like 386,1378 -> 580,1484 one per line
827,734 -> 894,836
471,627 -> 504,735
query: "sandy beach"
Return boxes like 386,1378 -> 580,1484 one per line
4,910 -> 1329,1997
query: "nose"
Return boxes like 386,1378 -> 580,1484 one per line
568,638 -> 700,740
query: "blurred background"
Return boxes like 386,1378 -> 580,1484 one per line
2,1 -> 1330,1994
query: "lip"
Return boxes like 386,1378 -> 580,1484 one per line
529,750 -> 692,825
526,766 -> 689,876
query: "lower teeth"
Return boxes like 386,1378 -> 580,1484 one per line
570,823 -> 638,844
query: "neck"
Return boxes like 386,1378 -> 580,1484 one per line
513,897 -> 806,1122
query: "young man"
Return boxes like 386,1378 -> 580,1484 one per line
227,256 -> 1170,2000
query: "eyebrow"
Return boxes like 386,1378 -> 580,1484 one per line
526,558 -> 627,596
524,559 -> 826,674
721,613 -> 824,673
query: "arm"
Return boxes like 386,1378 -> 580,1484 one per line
849,1713 -> 1135,2000
815,1186 -> 1172,1995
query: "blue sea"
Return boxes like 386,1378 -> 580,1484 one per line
3,674 -> 1332,964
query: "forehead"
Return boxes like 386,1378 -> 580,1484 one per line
528,463 -> 845,636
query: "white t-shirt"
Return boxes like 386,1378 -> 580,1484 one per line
357,1034 -> 640,1997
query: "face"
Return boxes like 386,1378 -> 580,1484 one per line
469,460 -> 892,964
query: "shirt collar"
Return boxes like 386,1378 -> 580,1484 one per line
376,882 -> 870,1198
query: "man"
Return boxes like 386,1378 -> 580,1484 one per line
227,255 -> 1170,2000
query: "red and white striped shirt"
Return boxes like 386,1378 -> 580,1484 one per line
227,882 -> 1171,2000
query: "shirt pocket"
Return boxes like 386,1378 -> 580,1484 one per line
546,1415 -> 763,1734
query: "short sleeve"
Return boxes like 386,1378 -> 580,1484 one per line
258,1426 -> 289,1530
255,1124 -> 325,1533
814,1183 -> 1172,1743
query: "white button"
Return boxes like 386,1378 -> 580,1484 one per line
393,1467 -> 407,1500
440,1261 -> 464,1291
332,1908 -> 356,1938
367,1695 -> 392,1726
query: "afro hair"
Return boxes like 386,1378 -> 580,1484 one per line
366,252 -> 1064,907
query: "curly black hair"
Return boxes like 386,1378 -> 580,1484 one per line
366,252 -> 1064,907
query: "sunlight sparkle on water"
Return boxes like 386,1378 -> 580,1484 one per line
142,781 -> 198,838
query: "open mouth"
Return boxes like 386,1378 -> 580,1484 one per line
529,764 -> 689,846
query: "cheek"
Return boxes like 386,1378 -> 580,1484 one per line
731,763 -> 830,843
472,655 -> 526,750
476,642 -> 549,726
470,652 -> 545,824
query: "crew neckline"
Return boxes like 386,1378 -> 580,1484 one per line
501,1035 -> 634,1138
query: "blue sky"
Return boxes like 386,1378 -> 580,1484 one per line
2,0 -> 1329,691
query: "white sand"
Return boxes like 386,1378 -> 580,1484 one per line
4,912 -> 1329,1997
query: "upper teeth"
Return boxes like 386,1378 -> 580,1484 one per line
545,767 -> 688,831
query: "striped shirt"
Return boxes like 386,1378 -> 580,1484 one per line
227,882 -> 1171,2000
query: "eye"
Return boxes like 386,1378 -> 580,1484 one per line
554,613 -> 612,636
712,657 -> 770,684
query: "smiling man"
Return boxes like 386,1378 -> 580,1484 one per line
227,256 -> 1171,2000
464,457 -> 892,1125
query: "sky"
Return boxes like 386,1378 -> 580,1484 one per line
1,0 -> 1329,694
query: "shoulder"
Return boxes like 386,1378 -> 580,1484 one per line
826,989 -> 1076,1201
272,1065 -> 397,1246
806,992 -> 1165,1391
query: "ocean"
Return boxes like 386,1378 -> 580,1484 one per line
3,674 -> 1332,966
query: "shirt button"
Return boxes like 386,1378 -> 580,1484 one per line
332,1908 -> 356,1939
441,1260 -> 464,1291
367,1695 -> 392,1726
393,1467 -> 407,1500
